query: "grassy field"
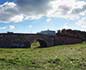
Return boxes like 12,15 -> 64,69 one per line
0,43 -> 86,70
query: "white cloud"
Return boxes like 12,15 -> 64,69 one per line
0,2 -> 23,23
45,0 -> 86,20
0,26 -> 7,30
0,25 -> 16,30
46,18 -> 52,23
10,14 -> 24,23
9,25 -> 16,29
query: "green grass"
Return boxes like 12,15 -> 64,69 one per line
0,43 -> 86,70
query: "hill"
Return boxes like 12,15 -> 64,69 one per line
0,43 -> 86,70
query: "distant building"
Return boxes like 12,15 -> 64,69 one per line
38,30 -> 56,36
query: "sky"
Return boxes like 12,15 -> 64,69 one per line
0,0 -> 86,33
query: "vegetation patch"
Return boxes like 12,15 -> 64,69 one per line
0,43 -> 86,70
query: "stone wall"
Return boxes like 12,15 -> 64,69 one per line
54,35 -> 82,45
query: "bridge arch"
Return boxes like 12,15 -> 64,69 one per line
36,39 -> 47,48
31,39 -> 48,48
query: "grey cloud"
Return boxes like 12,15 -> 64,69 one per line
77,0 -> 86,2
72,4 -> 86,14
58,5 -> 70,15
16,0 -> 52,16
0,0 -> 53,22
0,2 -> 21,22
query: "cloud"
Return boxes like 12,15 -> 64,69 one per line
77,0 -> 86,2
10,14 -> 24,23
9,25 -> 16,29
16,0 -> 52,15
0,0 -> 86,23
0,0 -> 53,22
46,18 -> 52,23
0,26 -> 7,30
53,0 -> 86,19
0,2 -> 23,23
71,3 -> 86,14
0,25 -> 16,30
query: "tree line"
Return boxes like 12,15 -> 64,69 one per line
56,29 -> 86,41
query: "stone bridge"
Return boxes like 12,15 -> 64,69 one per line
0,33 -> 55,48
0,33 -> 82,48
